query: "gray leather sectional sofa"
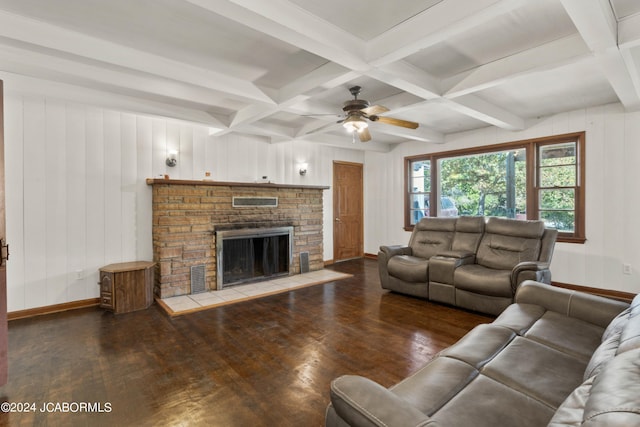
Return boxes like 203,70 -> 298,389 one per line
378,216 -> 558,315
326,281 -> 638,427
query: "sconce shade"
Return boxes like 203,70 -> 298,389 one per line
166,150 -> 178,167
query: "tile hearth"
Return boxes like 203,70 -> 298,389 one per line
157,269 -> 350,316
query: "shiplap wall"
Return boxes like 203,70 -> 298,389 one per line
4,93 -> 363,312
5,91 -> 639,312
364,103 -> 640,294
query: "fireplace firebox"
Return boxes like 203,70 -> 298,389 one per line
215,226 -> 293,289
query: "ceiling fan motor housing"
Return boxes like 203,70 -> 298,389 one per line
343,99 -> 370,113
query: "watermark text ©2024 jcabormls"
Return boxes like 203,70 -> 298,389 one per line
1,401 -> 112,413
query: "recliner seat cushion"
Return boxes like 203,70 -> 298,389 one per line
453,264 -> 512,298
387,255 -> 429,282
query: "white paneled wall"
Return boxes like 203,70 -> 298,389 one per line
4,92 -> 364,312
5,90 -> 638,312
364,104 -> 640,295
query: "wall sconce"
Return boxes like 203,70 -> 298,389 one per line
166,150 -> 178,167
299,163 -> 308,176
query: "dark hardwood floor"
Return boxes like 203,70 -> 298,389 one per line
0,259 -> 492,426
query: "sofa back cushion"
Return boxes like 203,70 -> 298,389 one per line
476,217 -> 545,270
452,216 -> 485,253
583,294 -> 640,381
550,348 -> 640,427
409,217 -> 456,259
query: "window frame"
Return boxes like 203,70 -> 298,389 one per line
404,132 -> 586,243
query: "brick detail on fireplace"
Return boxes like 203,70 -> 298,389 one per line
148,179 -> 329,298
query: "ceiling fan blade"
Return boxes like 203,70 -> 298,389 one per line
358,128 -> 372,142
361,105 -> 389,116
374,116 -> 419,129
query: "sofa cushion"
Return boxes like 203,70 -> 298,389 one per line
474,217 -> 545,270
482,336 -> 588,408
410,217 -> 456,259
616,297 -> 640,354
583,330 -> 622,381
549,348 -> 640,427
524,311 -> 605,362
451,216 -> 485,253
476,233 -> 542,270
387,255 -> 429,282
391,357 -> 478,416
493,303 -> 546,335
583,302 -> 640,381
431,375 -> 556,427
453,264 -> 512,297
547,376 -> 594,427
438,324 -> 516,368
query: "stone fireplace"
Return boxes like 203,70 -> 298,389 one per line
147,179 -> 328,298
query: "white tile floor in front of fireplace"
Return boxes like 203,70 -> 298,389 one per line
159,269 -> 351,315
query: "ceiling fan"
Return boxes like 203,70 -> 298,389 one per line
338,86 -> 419,142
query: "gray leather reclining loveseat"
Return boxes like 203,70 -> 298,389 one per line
378,216 -> 558,315
326,281 -> 638,427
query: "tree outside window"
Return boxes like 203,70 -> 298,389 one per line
404,132 -> 585,243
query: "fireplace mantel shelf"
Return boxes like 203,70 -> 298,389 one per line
146,178 -> 329,190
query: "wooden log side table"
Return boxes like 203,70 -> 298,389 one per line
98,261 -> 155,314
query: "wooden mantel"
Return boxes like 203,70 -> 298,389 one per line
146,178 -> 329,191
147,178 -> 328,298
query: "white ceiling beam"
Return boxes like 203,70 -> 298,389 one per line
618,13 -> 640,49
0,10 -> 274,105
367,0 -> 526,66
229,104 -> 279,128
0,71 -> 228,129
298,134 -> 392,153
370,93 -> 425,112
440,95 -> 525,131
444,34 -> 591,98
236,122 -> 295,139
560,0 -> 617,52
367,61 -> 441,100
561,0 -> 640,110
0,43 -> 234,126
369,123 -> 444,143
186,0 -> 370,71
597,50 -> 640,111
277,62 -> 358,103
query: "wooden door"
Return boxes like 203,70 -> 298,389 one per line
0,80 -> 7,385
333,161 -> 363,262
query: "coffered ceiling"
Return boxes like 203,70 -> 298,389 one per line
0,0 -> 639,151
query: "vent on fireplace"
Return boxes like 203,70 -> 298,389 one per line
190,264 -> 206,294
232,196 -> 278,207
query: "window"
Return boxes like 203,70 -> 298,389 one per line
404,132 -> 585,243
407,159 -> 431,225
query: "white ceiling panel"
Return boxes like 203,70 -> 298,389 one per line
287,0 -> 443,41
404,0 -> 576,78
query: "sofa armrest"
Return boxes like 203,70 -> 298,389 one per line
379,245 -> 412,258
436,250 -> 475,260
515,281 -> 629,328
330,375 -> 435,427
429,253 -> 475,285
510,261 -> 551,292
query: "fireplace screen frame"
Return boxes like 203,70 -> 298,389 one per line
215,226 -> 294,290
